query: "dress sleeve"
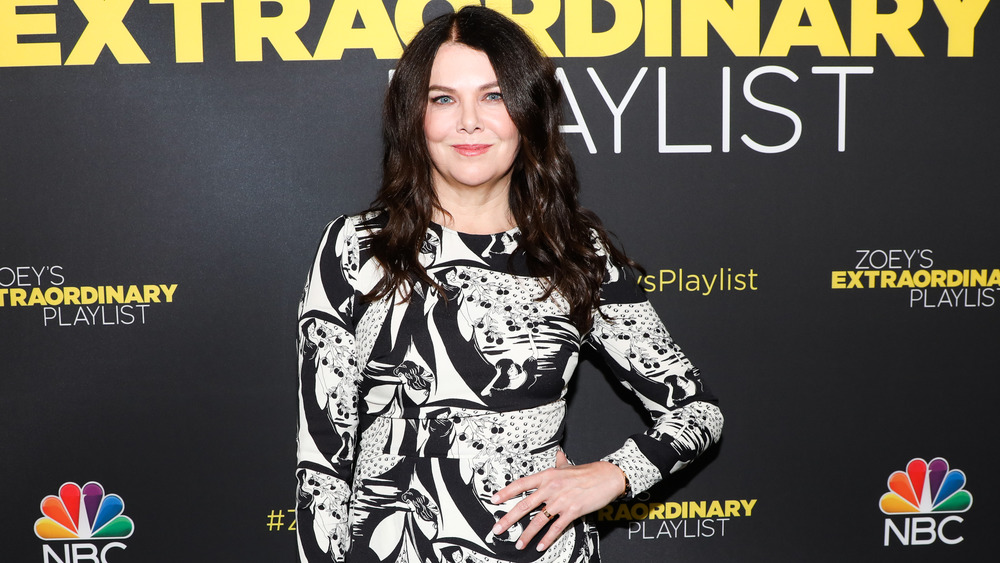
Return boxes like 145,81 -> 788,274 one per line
296,216 -> 362,562
587,255 -> 723,497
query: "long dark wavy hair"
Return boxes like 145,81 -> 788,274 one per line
366,6 -> 638,331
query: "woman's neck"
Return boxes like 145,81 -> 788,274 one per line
432,183 -> 515,235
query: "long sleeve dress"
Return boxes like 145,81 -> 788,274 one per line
296,213 -> 723,563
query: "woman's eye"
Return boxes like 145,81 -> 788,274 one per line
431,95 -> 454,104
485,92 -> 503,102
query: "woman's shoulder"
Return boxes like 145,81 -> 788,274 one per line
312,211 -> 388,291
320,209 -> 389,242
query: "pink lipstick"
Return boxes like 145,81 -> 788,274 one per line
453,144 -> 491,156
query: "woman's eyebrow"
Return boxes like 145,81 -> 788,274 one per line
428,81 -> 501,92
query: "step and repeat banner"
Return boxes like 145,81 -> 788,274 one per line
2,1 -> 997,561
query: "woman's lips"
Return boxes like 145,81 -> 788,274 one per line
452,144 -> 491,156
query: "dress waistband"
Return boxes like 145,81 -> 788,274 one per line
359,400 -> 566,459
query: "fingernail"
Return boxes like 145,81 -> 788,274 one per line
492,524 -> 502,534
491,494 -> 499,503
537,543 -> 546,551
516,540 -> 524,550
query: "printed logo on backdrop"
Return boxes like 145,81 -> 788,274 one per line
880,458 -> 973,547
831,250 -> 998,308
640,267 -> 758,296
1,0 -> 988,67
264,507 -> 297,533
0,265 -> 177,327
35,481 -> 134,562
597,494 -> 756,540
2,1 -> 992,157
264,498 -> 757,539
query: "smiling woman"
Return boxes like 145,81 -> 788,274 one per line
295,6 -> 723,563
423,43 -> 521,234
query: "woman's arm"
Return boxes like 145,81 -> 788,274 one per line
590,295 -> 723,492
296,217 -> 363,562
492,252 -> 723,552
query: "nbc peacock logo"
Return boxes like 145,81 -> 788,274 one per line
880,457 -> 973,514
35,482 -> 134,540
35,482 -> 133,563
880,458 -> 972,546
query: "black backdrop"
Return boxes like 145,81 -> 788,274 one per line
2,1 -> 998,561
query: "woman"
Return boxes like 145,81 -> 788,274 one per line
296,7 -> 722,562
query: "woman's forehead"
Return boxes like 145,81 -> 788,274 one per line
429,43 -> 497,84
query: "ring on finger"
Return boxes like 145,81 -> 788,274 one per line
541,507 -> 553,519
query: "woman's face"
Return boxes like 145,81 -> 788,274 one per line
424,43 -> 519,197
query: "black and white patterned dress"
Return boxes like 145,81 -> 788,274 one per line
296,213 -> 723,562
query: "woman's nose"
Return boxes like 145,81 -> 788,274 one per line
459,102 -> 482,133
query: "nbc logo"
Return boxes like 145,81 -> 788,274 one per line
880,458 -> 973,546
35,482 -> 134,562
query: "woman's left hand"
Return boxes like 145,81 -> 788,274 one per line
490,450 -> 626,551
